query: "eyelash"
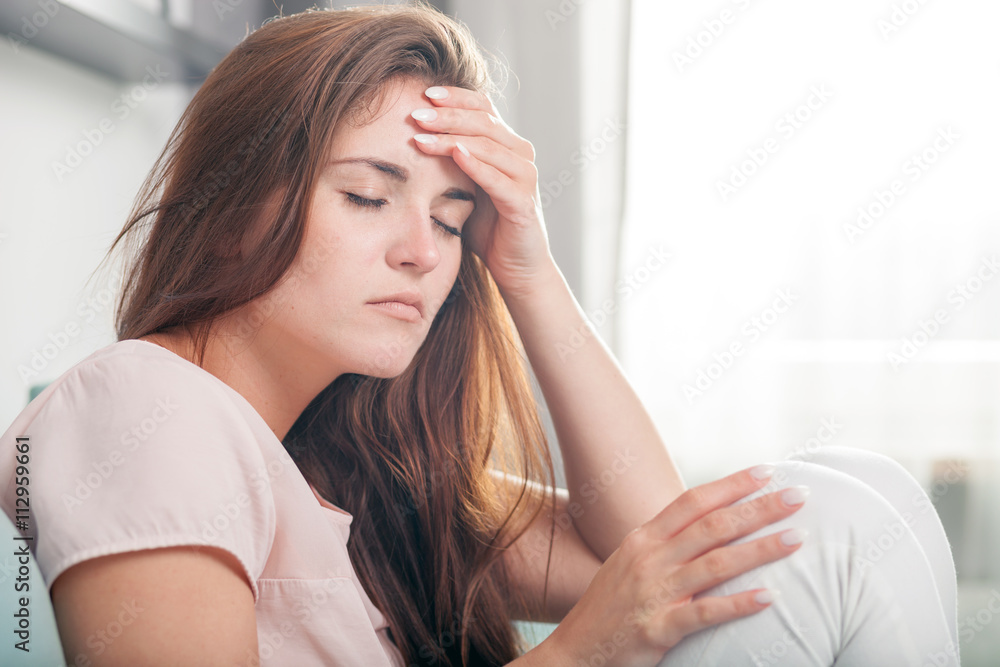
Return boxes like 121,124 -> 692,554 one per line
345,193 -> 463,239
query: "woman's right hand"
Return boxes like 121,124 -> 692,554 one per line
536,464 -> 807,667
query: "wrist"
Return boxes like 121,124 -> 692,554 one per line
515,628 -> 577,667
497,257 -> 567,317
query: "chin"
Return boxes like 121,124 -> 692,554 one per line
353,349 -> 417,379
339,327 -> 426,378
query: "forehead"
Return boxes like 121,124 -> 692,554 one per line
328,78 -> 476,189
336,78 -> 426,144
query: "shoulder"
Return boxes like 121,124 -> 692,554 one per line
8,339 -> 279,600
35,338 -> 240,415
27,338 -> 270,457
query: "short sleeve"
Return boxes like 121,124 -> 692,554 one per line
25,352 -> 277,602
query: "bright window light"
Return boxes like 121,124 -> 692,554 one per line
622,0 -> 1000,482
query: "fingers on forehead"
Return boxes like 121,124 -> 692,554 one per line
426,85 -> 496,113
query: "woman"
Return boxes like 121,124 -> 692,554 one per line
0,3 -> 957,666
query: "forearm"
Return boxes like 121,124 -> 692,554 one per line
500,259 -> 686,561
505,631 -> 575,667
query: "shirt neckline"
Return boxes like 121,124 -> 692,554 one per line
117,338 -> 355,523
309,484 -> 354,522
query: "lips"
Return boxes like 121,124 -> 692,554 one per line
367,291 -> 424,318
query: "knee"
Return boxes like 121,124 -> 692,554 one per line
731,458 -> 913,552
785,445 -> 944,529
685,459 -> 955,667
789,443 -> 911,483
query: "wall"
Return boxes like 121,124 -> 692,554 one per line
0,38 -> 192,426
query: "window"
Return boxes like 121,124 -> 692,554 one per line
623,0 -> 999,480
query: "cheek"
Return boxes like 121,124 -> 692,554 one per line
297,223 -> 345,270
300,195 -> 378,266
295,222 -> 379,288
430,257 -> 464,314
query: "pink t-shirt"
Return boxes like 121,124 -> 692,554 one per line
0,339 -> 406,666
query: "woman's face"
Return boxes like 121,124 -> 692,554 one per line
241,77 -> 477,380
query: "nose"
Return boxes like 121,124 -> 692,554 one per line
385,205 -> 441,273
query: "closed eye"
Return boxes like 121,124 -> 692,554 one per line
434,218 -> 463,239
346,192 -> 463,240
346,192 -> 387,209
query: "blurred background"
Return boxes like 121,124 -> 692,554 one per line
1,0 -> 997,663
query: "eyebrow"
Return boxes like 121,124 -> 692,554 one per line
328,157 -> 476,203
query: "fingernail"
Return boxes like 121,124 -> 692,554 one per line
749,464 -> 776,481
455,141 -> 470,157
414,134 -> 438,145
425,86 -> 449,99
755,589 -> 780,605
411,108 -> 437,122
780,528 -> 808,546
781,485 -> 810,506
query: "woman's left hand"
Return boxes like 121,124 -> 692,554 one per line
411,85 -> 555,299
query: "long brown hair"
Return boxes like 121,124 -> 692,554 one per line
102,3 -> 557,665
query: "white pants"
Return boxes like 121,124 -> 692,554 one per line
658,446 -> 959,667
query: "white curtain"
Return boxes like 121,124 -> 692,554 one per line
621,0 -> 1000,581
